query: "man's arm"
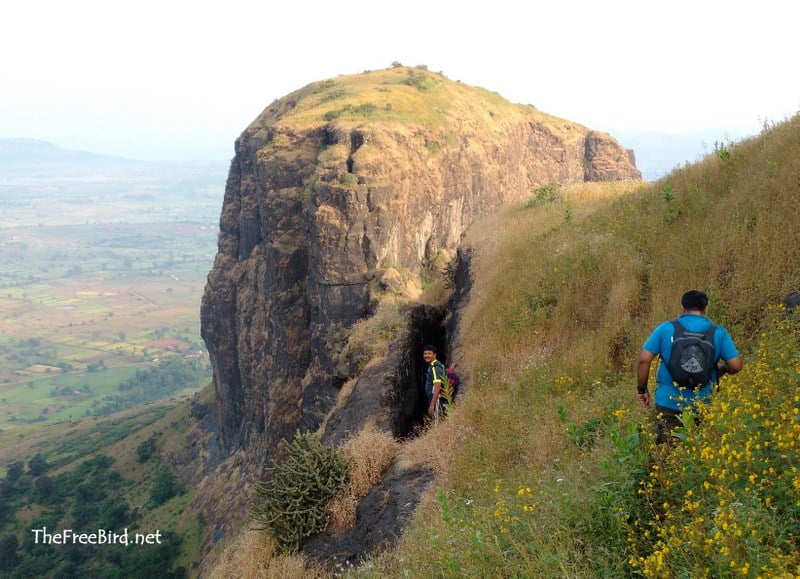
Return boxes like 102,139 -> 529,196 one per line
716,329 -> 742,378
637,349 -> 656,409
428,363 -> 445,417
428,381 -> 442,417
717,356 -> 743,377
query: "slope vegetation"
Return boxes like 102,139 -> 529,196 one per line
209,113 -> 799,576
355,114 -> 800,576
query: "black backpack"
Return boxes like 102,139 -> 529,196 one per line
667,320 -> 717,389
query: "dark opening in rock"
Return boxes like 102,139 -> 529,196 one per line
393,305 -> 448,438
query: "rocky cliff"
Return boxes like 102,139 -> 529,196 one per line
200,67 -> 639,455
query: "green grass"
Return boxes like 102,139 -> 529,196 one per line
42,404 -> 173,468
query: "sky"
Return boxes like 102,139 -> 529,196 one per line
2,0 -> 798,172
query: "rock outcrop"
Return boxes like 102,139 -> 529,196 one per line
193,67 -> 642,570
200,67 -> 640,455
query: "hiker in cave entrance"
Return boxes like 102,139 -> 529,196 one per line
422,345 -> 448,420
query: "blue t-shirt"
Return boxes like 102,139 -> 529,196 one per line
642,313 -> 739,411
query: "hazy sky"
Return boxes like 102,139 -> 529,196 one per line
2,0 -> 798,163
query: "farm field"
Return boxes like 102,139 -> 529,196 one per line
0,155 -> 224,431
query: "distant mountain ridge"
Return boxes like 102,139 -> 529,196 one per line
0,138 -> 129,166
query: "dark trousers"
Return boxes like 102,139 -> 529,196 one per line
654,404 -> 683,444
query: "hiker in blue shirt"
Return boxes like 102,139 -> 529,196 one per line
637,290 -> 742,443
423,345 -> 447,419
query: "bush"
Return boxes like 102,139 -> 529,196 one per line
525,183 -> 560,207
250,431 -> 347,553
28,454 -> 48,477
149,465 -> 181,506
136,437 -> 156,463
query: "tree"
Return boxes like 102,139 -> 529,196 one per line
0,535 -> 20,571
28,454 -> 48,477
149,465 -> 180,506
97,498 -> 129,529
33,475 -> 55,502
0,496 -> 10,525
136,437 -> 156,463
5,461 -> 24,482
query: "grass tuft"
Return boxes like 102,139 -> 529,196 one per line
328,426 -> 400,530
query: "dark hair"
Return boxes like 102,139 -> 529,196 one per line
681,290 -> 709,311
422,344 -> 437,355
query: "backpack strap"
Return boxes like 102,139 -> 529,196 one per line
431,361 -> 445,385
702,323 -> 719,386
672,319 -> 716,342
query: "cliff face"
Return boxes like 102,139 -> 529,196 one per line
200,67 -> 640,451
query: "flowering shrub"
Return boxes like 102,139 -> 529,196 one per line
429,482 -> 542,575
629,310 -> 800,576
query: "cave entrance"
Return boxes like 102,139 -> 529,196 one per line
393,305 -> 448,439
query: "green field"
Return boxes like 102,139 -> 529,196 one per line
0,179 -> 220,431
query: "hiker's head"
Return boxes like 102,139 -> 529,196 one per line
681,290 -> 709,313
422,345 -> 438,363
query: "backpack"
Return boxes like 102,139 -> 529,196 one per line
666,320 -> 717,389
444,368 -> 460,399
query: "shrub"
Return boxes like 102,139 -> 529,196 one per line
402,71 -> 434,91
251,432 -> 347,553
149,465 -> 181,506
525,183 -> 560,207
136,437 -> 156,463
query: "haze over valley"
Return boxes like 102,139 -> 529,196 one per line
0,139 -> 225,430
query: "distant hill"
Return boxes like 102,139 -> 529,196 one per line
0,138 -> 227,227
0,138 -> 146,182
0,138 -> 129,166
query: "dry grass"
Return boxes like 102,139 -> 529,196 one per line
328,425 -> 400,529
345,295 -> 407,366
207,529 -> 323,579
460,180 -> 642,379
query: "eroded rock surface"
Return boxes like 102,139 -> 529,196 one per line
200,68 -> 640,452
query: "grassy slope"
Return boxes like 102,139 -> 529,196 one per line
258,66 -> 584,143
351,115 -> 800,576
0,389 -> 207,575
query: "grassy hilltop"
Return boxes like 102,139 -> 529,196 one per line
259,65 -> 566,133
215,111 -> 800,576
